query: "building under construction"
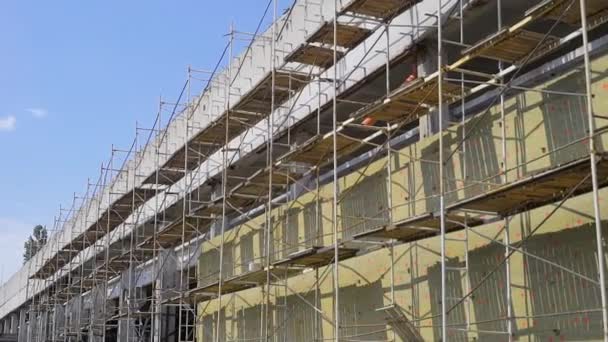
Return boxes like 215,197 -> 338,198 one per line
1,0 -> 608,340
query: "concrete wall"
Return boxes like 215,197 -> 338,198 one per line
195,50 -> 608,341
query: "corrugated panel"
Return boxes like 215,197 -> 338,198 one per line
463,121 -> 500,198
236,306 -> 262,340
339,282 -> 389,341
239,231 -> 255,274
420,147 -> 459,211
303,200 -> 322,248
340,171 -> 389,239
281,208 -> 300,258
541,73 -> 589,168
201,309 -> 225,342
276,292 -> 318,342
428,259 -> 468,341
200,242 -> 233,285
260,217 -> 277,264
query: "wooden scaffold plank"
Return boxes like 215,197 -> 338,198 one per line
272,245 -> 358,268
278,131 -> 360,167
285,44 -> 345,69
340,0 -> 422,21
307,22 -> 372,49
449,153 -> 608,216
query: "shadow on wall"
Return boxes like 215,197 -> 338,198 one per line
236,305 -> 262,340
456,118 -> 501,199
339,280 -> 388,341
426,221 -> 608,341
340,171 -> 390,240
420,140 -> 459,212
540,69 -> 589,168
275,291 -> 318,342
428,257 -> 468,342
469,240 -> 514,340
520,222 -> 607,340
201,308 -> 225,342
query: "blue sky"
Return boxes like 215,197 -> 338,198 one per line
0,0 -> 290,281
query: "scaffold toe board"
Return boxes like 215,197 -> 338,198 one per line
143,168 -> 185,185
93,210 -> 130,235
183,288 -> 216,304
350,92 -> 428,124
351,225 -> 427,241
221,266 -> 302,291
105,255 -> 131,275
233,70 -> 311,115
162,138 -> 224,172
230,167 -> 290,198
340,0 -> 422,21
396,212 -> 484,230
353,213 -> 484,242
307,22 -> 372,49
31,250 -> 74,279
278,132 -> 359,167
285,44 -> 345,69
198,118 -> 249,144
378,74 -> 464,108
461,28 -> 559,64
272,245 -> 359,268
68,229 -> 100,252
546,0 -> 608,26
449,153 -> 608,216
157,147 -> 201,173
156,217 -> 211,249
187,276 -> 255,300
191,200 -> 224,217
152,118 -> 248,182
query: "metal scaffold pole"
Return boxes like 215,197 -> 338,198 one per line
103,149 -> 114,342
215,22 -> 234,342
264,0 -> 277,340
151,97 -> 161,342
496,0 -> 513,339
437,0 -> 447,340
178,67 -> 192,342
579,0 -> 608,340
332,0 -> 340,341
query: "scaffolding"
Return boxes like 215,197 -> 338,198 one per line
3,0 -> 608,341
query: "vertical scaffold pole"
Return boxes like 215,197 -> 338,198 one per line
384,18 -> 395,310
332,0 -> 340,340
264,0 -> 277,341
385,23 -> 390,98
151,97 -> 162,342
103,150 -> 114,342
496,0 -> 513,339
178,66 -> 193,342
215,22 -> 233,342
457,0 -> 473,335
127,130 -> 138,342
579,0 -> 608,340
437,0 -> 447,340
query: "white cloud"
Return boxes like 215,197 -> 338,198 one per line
0,115 -> 16,132
27,108 -> 48,119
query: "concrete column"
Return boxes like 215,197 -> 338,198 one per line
17,309 -> 26,342
39,310 -> 48,342
27,312 -> 35,342
50,304 -> 64,341
11,313 -> 19,335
